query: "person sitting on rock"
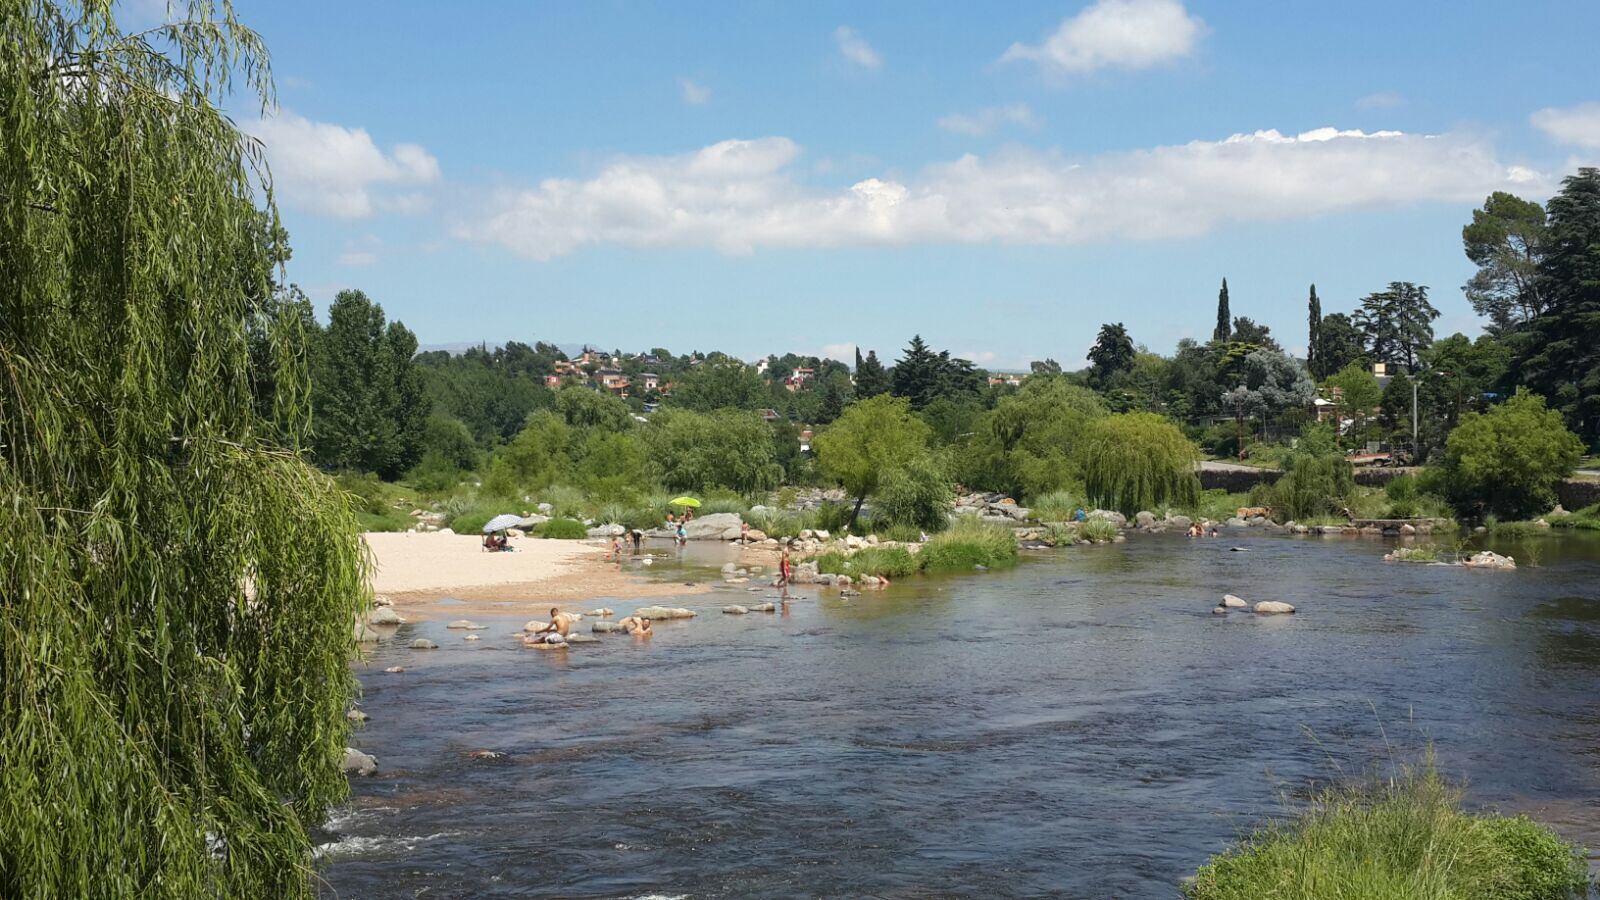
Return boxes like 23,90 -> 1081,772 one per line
617,615 -> 652,636
528,607 -> 577,641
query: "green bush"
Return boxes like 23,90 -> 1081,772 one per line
1030,489 -> 1079,523
1080,518 -> 1119,543
449,509 -> 495,535
1270,451 -> 1356,522
534,518 -> 588,539
1439,390 -> 1583,520
813,502 -> 855,534
1187,489 -> 1251,523
1184,758 -> 1589,900
920,519 -> 1019,573
813,546 -> 920,578
1550,503 -> 1600,531
1386,474 -> 1419,504
876,523 -> 928,543
872,452 -> 953,531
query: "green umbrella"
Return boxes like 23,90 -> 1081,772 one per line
669,496 -> 701,508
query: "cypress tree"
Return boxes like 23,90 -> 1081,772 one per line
1213,278 -> 1231,342
1307,284 -> 1322,377
1,3 -> 367,895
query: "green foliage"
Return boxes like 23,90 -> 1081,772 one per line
0,4 -> 366,894
668,354 -> 769,411
335,472 -> 412,532
1440,390 -> 1583,519
448,508 -> 499,535
1270,436 -> 1357,522
484,410 -> 572,496
534,518 -> 589,539
960,377 -> 1107,499
813,395 -> 933,523
1214,277 -> 1231,342
1080,518 -> 1120,543
812,502 -> 856,534
852,347 -> 892,397
556,384 -> 635,432
1323,362 -> 1384,441
1386,474 -> 1420,504
890,335 -> 983,409
646,408 -> 782,494
1355,281 -> 1440,371
876,523 -> 928,543
1517,168 -> 1600,446
1188,489 -> 1252,523
872,452 -> 953,531
814,546 -> 921,578
310,290 -> 428,479
1463,191 -> 1551,334
1184,757 -> 1590,900
1088,322 -> 1136,387
414,342 -> 558,446
1079,413 -> 1201,516
571,429 -> 650,503
1030,489 -> 1080,523
920,519 -> 1019,572
1549,503 -> 1600,531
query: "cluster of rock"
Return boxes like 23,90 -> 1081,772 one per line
952,492 -> 1034,523
1383,548 -> 1516,569
763,488 -> 849,511
1210,593 -> 1296,616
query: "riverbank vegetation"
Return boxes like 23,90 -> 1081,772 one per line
1185,758 -> 1591,900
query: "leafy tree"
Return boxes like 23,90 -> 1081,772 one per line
920,395 -> 985,446
1355,282 -> 1439,370
1030,358 -> 1063,376
1312,312 -> 1364,379
813,395 -> 934,526
1307,285 -> 1322,378
1419,333 -> 1510,436
1379,371 -> 1415,435
0,4 -> 366,894
853,348 -> 891,397
1214,278 -> 1231,342
1079,413 -> 1201,515
311,290 -> 426,478
415,346 -> 554,446
555,384 -> 634,431
1088,322 -> 1136,387
416,414 -> 478,473
1517,168 -> 1600,446
817,371 -> 850,424
1462,191 -> 1549,334
1220,350 -> 1316,443
1165,338 -> 1226,421
1323,363 -> 1383,445
872,451 -> 953,531
571,430 -> 651,503
646,408 -> 782,493
669,354 -> 768,411
960,378 -> 1108,499
1229,316 -> 1280,351
1438,390 -> 1582,518
485,410 -> 573,495
1269,424 -> 1357,521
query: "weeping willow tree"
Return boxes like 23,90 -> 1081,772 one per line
1,2 -> 367,896
1079,412 -> 1202,516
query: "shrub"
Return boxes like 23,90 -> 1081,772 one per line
534,518 -> 588,539
1079,412 -> 1201,516
814,546 -> 920,578
1550,503 -> 1600,531
1030,489 -> 1079,523
1183,757 -> 1589,900
1270,451 -> 1356,522
449,509 -> 496,535
646,408 -> 783,494
1385,474 -> 1419,504
1080,518 -> 1119,543
812,502 -> 855,534
877,523 -> 928,543
920,519 -> 1019,573
1188,489 -> 1251,523
872,453 -> 953,531
1439,390 -> 1583,520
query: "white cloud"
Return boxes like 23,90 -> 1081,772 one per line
956,350 -> 1000,365
243,110 -> 440,219
453,128 -> 1544,261
1356,91 -> 1405,110
678,77 -> 711,105
1530,102 -> 1600,149
1002,0 -> 1204,75
819,343 -> 858,362
938,103 -> 1040,136
834,26 -> 882,69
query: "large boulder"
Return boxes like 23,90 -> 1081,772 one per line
1222,594 -> 1248,608
341,747 -> 378,776
1087,509 -> 1128,528
1167,515 -> 1193,532
591,621 -> 621,634
409,638 -> 439,649
682,513 -> 743,541
1253,601 -> 1296,615
587,523 -> 625,538
1004,505 -> 1032,521
1135,511 -> 1157,529
446,619 -> 484,630
516,514 -> 549,530
368,607 -> 404,626
1463,551 -> 1516,570
722,605 -> 749,615
792,561 -> 819,584
632,605 -> 697,620
353,623 -> 381,643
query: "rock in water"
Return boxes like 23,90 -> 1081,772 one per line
353,623 -> 381,643
341,748 -> 378,776
585,608 -> 614,617
383,666 -> 405,674
591,621 -> 621,634
1211,606 -> 1228,615
463,634 -> 480,641
409,638 -> 439,649
1253,601 -> 1296,615
368,607 -> 404,626
446,619 -> 483,630
723,605 -> 749,615
632,605 -> 697,620
1463,550 -> 1516,570
1222,594 -> 1248,608
346,709 -> 369,723
564,633 -> 599,644
752,602 -> 777,612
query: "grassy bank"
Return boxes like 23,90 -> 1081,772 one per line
810,520 -> 1019,579
1185,759 -> 1591,900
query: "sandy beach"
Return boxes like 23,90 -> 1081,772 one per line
362,531 -> 708,620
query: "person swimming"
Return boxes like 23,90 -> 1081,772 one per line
616,615 -> 652,636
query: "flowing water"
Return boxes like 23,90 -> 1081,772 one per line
319,531 -> 1600,898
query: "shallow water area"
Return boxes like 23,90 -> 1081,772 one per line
321,532 -> 1600,898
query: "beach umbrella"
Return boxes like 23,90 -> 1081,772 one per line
668,496 -> 701,508
481,513 -> 521,533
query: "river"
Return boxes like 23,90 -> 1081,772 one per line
318,530 -> 1600,898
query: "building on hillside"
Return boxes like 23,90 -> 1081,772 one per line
759,408 -> 782,422
544,374 -> 562,389
987,373 -> 1024,387
798,428 -> 814,453
597,368 -> 629,393
784,367 -> 815,392
639,372 -> 660,391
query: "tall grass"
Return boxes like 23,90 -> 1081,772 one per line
813,546 -> 921,578
1031,489 -> 1079,523
1184,756 -> 1590,900
1550,502 -> 1600,531
920,519 -> 1019,573
1080,518 -> 1120,543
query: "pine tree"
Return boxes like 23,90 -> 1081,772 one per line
1307,284 -> 1322,376
1213,278 -> 1231,342
890,335 -> 941,408
853,348 -> 891,398
1518,168 -> 1600,444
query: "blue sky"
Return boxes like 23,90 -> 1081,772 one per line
188,0 -> 1600,368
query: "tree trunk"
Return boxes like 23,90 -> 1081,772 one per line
847,493 -> 866,530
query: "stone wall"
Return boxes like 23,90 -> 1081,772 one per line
1556,479 -> 1600,510
1198,467 -> 1280,492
